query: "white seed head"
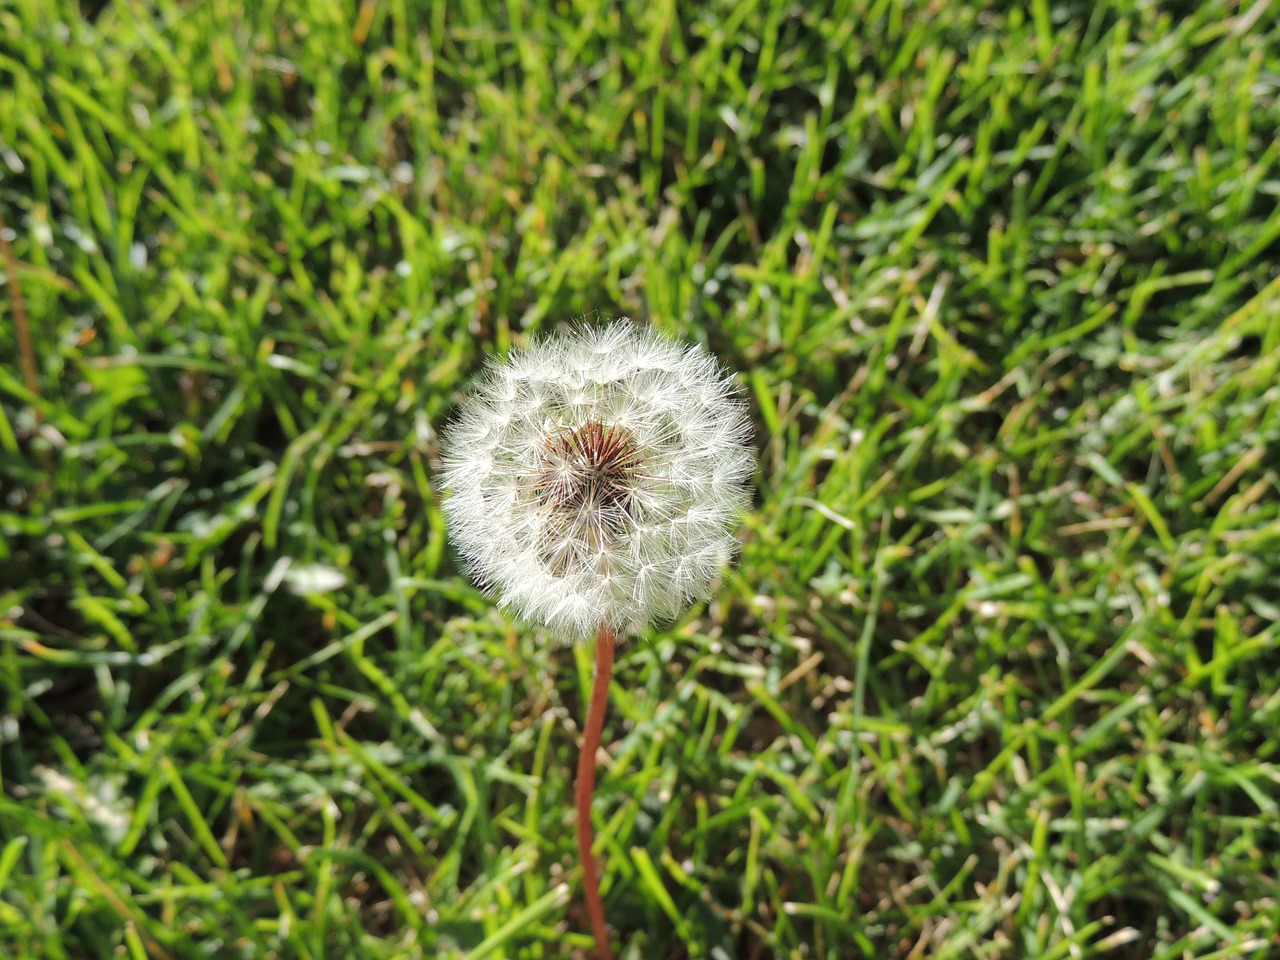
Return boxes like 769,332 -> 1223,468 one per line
441,320 -> 754,639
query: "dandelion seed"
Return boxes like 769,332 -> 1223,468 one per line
441,319 -> 754,958
441,320 -> 754,639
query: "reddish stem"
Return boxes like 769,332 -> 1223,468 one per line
576,625 -> 616,960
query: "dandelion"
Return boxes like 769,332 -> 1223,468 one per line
441,320 -> 753,957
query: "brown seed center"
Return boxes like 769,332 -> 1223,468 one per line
535,420 -> 640,520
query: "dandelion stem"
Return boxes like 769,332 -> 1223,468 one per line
576,624 -> 616,960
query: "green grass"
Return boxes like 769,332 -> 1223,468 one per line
2,0 -> 1279,957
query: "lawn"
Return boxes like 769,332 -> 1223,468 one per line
2,0 -> 1279,957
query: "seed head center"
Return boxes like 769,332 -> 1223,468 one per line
536,420 -> 640,518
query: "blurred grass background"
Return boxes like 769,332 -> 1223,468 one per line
2,0 -> 1279,957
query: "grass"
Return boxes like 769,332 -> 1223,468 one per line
2,0 -> 1279,957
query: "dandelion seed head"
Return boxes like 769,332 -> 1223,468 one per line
441,320 -> 754,638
